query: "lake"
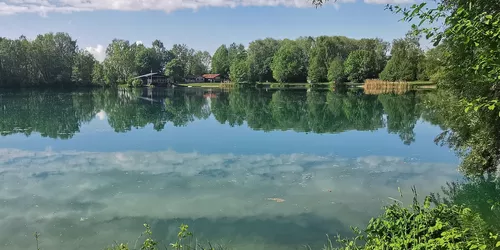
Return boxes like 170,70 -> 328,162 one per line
0,88 -> 461,249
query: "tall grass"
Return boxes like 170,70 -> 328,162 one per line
220,83 -> 235,90
363,79 -> 412,95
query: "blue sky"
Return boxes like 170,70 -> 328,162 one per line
0,0 -> 416,60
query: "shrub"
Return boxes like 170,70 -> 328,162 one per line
333,189 -> 500,250
125,78 -> 143,87
132,79 -> 143,87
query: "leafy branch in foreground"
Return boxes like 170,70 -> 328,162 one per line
387,0 -> 500,113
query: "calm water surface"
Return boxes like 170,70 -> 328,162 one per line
0,88 -> 460,249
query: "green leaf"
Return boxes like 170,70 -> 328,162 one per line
424,197 -> 431,209
488,105 -> 495,110
496,241 -> 500,247
465,106 -> 471,113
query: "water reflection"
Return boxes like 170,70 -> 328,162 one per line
420,90 -> 500,175
0,88 -> 427,145
0,149 -> 459,249
431,175 -> 500,234
2,87 -> 488,249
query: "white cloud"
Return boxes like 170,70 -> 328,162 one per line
85,44 -> 105,62
95,110 -> 106,120
135,40 -> 143,45
0,0 -> 372,15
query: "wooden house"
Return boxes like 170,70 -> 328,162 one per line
185,75 -> 205,83
202,74 -> 222,83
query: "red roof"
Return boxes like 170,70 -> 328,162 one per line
202,74 -> 220,79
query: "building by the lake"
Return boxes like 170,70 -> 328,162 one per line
202,74 -> 222,83
185,75 -> 205,83
135,72 -> 224,86
134,72 -> 172,86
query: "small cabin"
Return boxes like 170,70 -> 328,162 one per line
185,75 -> 205,83
202,74 -> 222,83
135,73 -> 172,86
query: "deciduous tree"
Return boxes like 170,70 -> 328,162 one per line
344,50 -> 376,83
271,40 -> 308,83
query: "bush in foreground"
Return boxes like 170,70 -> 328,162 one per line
331,189 -> 500,250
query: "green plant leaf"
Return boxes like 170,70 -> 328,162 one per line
496,241 -> 500,247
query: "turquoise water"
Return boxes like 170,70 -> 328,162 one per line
0,88 -> 460,249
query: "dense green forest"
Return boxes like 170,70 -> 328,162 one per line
208,33 -> 437,84
1,31 -> 441,88
0,35 -> 212,87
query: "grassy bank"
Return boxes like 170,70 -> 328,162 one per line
178,83 -> 224,88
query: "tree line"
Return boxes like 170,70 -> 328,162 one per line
1,31 -> 446,88
211,33 -> 441,84
0,34 -> 211,88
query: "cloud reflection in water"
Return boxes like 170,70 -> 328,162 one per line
0,149 -> 459,249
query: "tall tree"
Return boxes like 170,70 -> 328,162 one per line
134,45 -> 163,75
171,44 -> 194,77
72,50 -> 97,86
165,58 -> 185,83
271,40 -> 308,83
380,34 -> 424,82
228,43 -> 246,65
103,39 -> 137,85
211,45 -> 230,77
188,51 -> 211,76
230,59 -> 250,84
247,38 -> 281,82
152,39 -> 174,71
357,38 -> 389,77
307,36 -> 360,83
327,57 -> 347,84
31,32 -> 77,86
229,44 -> 249,83
92,62 -> 106,86
344,50 -> 376,83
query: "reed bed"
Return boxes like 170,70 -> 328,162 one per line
219,82 -> 235,90
363,79 -> 412,95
